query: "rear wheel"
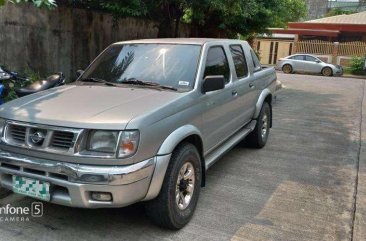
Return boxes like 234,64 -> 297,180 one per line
322,67 -> 333,77
247,102 -> 271,148
145,143 -> 201,229
282,64 -> 293,74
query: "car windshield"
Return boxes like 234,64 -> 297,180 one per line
80,44 -> 202,91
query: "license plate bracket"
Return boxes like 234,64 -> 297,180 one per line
12,176 -> 51,201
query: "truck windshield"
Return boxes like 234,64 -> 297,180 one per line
81,44 -> 202,91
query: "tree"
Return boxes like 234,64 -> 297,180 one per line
325,8 -> 356,17
0,0 -> 56,7
185,0 -> 307,38
2,0 -> 307,38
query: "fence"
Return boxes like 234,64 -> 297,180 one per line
0,3 -> 190,79
295,40 -> 366,57
338,42 -> 366,56
295,40 -> 334,55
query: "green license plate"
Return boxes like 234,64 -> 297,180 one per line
12,176 -> 50,201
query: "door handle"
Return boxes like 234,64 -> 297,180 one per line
249,83 -> 255,89
232,90 -> 238,97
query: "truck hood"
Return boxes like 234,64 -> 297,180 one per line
0,85 -> 183,129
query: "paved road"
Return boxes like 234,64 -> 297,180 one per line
0,73 -> 365,241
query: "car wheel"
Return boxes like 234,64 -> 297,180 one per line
145,143 -> 201,229
322,67 -> 333,77
282,64 -> 293,74
247,102 -> 271,148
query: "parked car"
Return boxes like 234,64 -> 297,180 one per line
276,54 -> 343,76
0,38 -> 277,229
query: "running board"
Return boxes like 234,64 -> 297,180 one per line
205,120 -> 257,170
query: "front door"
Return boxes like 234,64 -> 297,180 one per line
303,55 -> 323,73
200,45 -> 237,152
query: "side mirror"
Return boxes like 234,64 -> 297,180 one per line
315,60 -> 321,63
76,69 -> 84,77
202,75 -> 225,93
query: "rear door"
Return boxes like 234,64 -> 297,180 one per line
290,55 -> 306,72
227,44 -> 255,130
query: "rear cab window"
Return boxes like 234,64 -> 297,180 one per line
204,46 -> 230,84
250,50 -> 262,72
229,45 -> 249,79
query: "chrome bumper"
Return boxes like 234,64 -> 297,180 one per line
0,150 -> 171,208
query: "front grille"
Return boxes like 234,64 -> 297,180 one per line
4,122 -> 80,153
8,125 -> 26,143
0,162 -> 69,181
51,131 -> 75,149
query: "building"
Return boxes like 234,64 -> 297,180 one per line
255,11 -> 366,66
272,11 -> 366,42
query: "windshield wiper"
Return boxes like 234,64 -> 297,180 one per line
79,78 -> 118,87
120,78 -> 178,91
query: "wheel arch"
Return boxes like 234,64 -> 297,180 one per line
254,89 -> 273,128
282,63 -> 293,73
321,66 -> 333,76
157,125 -> 206,187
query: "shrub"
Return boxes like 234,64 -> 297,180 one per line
349,56 -> 365,75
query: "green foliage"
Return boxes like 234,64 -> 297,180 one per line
326,8 -> 356,17
349,56 -> 366,75
1,0 -> 308,38
193,0 -> 306,37
0,0 -> 56,8
60,0 -> 307,38
271,0 -> 307,28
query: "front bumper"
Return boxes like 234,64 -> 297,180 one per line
0,150 -> 171,208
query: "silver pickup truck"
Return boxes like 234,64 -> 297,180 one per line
0,38 -> 276,229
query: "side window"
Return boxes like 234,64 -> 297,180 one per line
305,56 -> 317,62
290,55 -> 304,60
204,46 -> 230,84
250,50 -> 262,72
229,45 -> 248,78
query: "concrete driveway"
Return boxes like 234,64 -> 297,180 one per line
0,73 -> 365,241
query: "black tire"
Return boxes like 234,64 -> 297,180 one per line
247,102 -> 271,148
145,143 -> 202,229
282,64 -> 293,74
322,67 -> 333,77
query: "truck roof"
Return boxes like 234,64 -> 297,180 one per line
114,38 -> 247,46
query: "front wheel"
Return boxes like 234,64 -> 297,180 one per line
247,102 -> 271,148
282,64 -> 293,74
145,143 -> 202,229
322,67 -> 333,77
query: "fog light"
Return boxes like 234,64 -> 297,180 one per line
91,192 -> 112,201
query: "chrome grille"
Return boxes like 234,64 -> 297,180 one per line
8,124 -> 26,143
51,131 -> 75,149
3,121 -> 81,154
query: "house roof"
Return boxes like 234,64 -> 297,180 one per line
306,11 -> 366,25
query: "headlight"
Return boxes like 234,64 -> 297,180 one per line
118,130 -> 139,158
0,118 -> 5,137
87,130 -> 119,153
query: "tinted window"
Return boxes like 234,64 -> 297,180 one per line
250,50 -> 261,71
204,46 -> 230,83
290,55 -> 304,60
305,56 -> 317,62
81,44 -> 201,91
229,45 -> 248,78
